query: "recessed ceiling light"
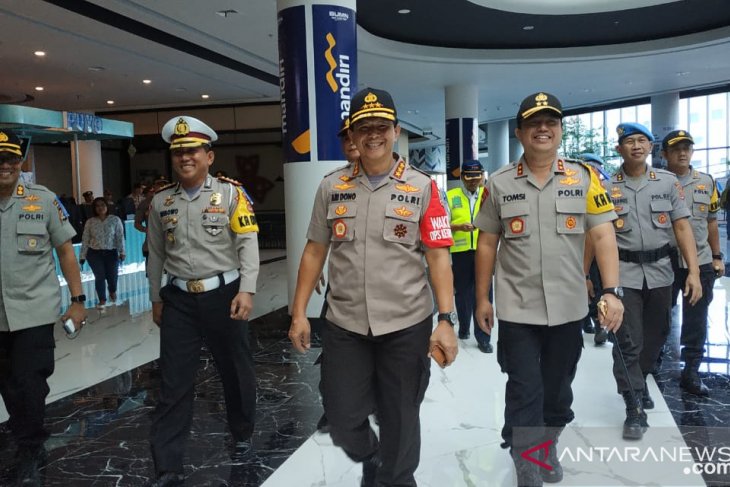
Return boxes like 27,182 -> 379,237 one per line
88,66 -> 105,72
523,25 -> 534,30
35,86 -> 44,91
398,9 -> 411,14
201,94 -> 210,99
106,100 -> 115,105
34,51 -> 46,57
142,79 -> 152,84
216,9 -> 237,18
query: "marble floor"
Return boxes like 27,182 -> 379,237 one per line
2,249 -> 730,486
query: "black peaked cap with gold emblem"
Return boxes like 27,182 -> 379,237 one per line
161,116 -> 218,150
349,88 -> 397,125
662,129 -> 694,150
517,92 -> 563,123
0,130 -> 23,157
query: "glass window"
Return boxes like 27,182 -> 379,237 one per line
708,93 -> 727,149
679,98 -> 688,129
689,96 -> 708,148
637,104 -> 651,128
707,148 -> 728,179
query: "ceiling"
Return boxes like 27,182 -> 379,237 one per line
1,0 -> 730,145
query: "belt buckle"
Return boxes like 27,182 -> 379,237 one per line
186,279 -> 205,293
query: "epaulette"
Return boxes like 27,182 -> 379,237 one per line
218,176 -> 242,186
409,165 -> 431,177
324,162 -> 352,178
156,182 -> 177,192
491,164 -> 514,178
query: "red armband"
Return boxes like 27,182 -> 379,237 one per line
420,181 -> 454,248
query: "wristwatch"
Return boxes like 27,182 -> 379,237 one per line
70,294 -> 87,303
437,311 -> 457,327
602,287 -> 624,299
712,253 -> 723,260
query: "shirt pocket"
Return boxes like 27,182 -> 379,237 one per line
555,198 -> 586,234
327,203 -> 357,242
383,202 -> 419,245
692,193 -> 710,219
17,221 -> 49,254
613,205 -> 631,233
202,213 -> 230,238
650,200 -> 673,229
501,202 -> 530,239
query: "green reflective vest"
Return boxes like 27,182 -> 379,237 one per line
447,186 -> 484,253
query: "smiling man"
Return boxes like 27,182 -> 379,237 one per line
663,130 -> 721,396
145,116 -> 260,487
474,92 -> 623,486
289,87 -> 457,487
606,122 -> 701,441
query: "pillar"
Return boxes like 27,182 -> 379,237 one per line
445,85 -> 479,189
651,92 -> 680,168
278,0 -> 357,315
508,119 -> 522,163
486,120 -> 509,176
71,139 -> 103,202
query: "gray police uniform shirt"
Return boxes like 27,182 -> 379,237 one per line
147,175 -> 259,302
474,158 -> 616,326
306,156 -> 454,337
669,168 -> 719,268
0,181 -> 76,332
607,166 -> 690,289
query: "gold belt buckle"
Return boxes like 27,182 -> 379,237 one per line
186,279 -> 205,293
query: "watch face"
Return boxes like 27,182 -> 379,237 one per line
449,311 -> 458,323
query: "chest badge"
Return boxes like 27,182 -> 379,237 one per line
565,216 -> 577,229
24,194 -> 40,202
335,205 -> 348,216
394,224 -> 408,238
615,218 -> 625,229
210,192 -> 222,206
166,230 -> 175,244
333,219 -> 347,238
658,213 -> 668,225
394,206 -> 414,218
164,196 -> 175,207
510,217 -> 524,234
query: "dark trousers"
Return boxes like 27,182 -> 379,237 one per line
322,317 -> 432,487
86,248 -> 119,302
150,279 -> 256,474
0,324 -> 55,449
612,283 -> 672,393
451,250 -> 490,345
497,320 -> 583,449
673,264 -> 716,362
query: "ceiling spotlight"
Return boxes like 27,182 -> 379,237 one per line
522,25 -> 535,31
201,94 -> 210,99
142,79 -> 152,84
88,66 -> 105,72
106,100 -> 115,105
34,51 -> 46,57
35,86 -> 44,91
398,9 -> 411,14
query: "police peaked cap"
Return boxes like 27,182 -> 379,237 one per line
517,92 -> 563,123
349,88 -> 397,125
162,116 -> 218,149
662,130 -> 694,150
0,130 -> 23,156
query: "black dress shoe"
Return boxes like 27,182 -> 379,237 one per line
642,389 -> 654,410
361,453 -> 380,487
145,472 -> 184,487
478,342 -> 493,353
15,446 -> 46,487
316,414 -> 330,433
594,327 -> 608,345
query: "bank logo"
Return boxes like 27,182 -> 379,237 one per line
324,32 -> 352,122
329,10 -> 349,21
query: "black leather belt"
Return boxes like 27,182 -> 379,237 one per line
618,244 -> 672,264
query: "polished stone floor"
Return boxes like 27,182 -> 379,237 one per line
2,250 -> 730,486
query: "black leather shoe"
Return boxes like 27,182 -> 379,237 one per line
360,454 -> 380,487
478,342 -> 493,353
594,328 -> 608,345
680,364 -> 710,396
622,391 -> 647,440
15,446 -> 47,487
642,389 -> 654,410
145,472 -> 184,487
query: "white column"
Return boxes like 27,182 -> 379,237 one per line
71,139 -> 103,201
508,119 -> 522,163
445,85 -> 479,189
651,93 -> 679,168
487,120 -> 509,176
278,0 -> 357,315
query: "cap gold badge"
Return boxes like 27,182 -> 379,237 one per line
174,118 -> 190,136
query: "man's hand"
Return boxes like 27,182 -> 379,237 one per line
475,298 -> 494,335
454,223 -> 475,232
684,272 -> 703,306
230,292 -> 253,320
314,274 -> 326,295
430,321 -> 458,367
152,302 -> 163,327
289,315 -> 311,353
62,302 -> 87,331
714,258 -> 725,278
586,278 -> 595,299
119,252 -> 126,262
597,293 -> 623,333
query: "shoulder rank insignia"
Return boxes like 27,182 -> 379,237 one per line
392,160 -> 406,180
556,159 -> 565,172
218,176 -> 242,186
158,182 -> 177,192
516,163 -> 524,177
16,185 -> 24,196
649,171 -> 657,180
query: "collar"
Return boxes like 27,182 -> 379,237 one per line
616,164 -> 657,182
388,156 -> 407,182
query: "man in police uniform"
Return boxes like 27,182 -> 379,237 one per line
447,159 -> 492,352
288,88 -> 458,487
145,116 -> 260,487
0,130 -> 87,486
605,122 -> 701,441
663,130 -> 721,396
474,93 -> 624,486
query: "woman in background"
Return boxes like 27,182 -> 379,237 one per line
80,197 -> 125,308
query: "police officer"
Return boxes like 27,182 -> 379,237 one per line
145,116 -> 260,487
0,130 -> 87,486
605,122 -> 701,441
288,87 -> 458,487
663,130 -> 721,396
474,93 -> 623,486
447,159 -> 492,352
